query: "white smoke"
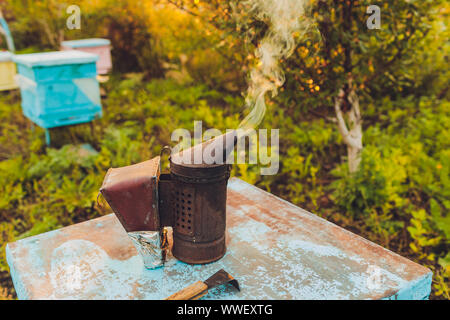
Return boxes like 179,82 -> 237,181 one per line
238,0 -> 310,129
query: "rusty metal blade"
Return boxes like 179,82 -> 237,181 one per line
204,269 -> 240,291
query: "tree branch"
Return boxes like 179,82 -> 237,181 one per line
334,87 -> 361,149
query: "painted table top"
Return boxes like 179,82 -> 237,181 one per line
61,38 -> 111,48
6,178 -> 432,300
13,50 -> 98,68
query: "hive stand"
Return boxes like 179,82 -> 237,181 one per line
6,178 -> 432,300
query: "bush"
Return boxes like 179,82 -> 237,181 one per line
330,96 -> 450,298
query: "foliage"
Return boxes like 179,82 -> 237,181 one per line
330,96 -> 450,297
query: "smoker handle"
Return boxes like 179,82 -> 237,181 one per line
165,281 -> 209,300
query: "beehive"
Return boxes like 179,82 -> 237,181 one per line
61,38 -> 112,74
0,51 -> 17,91
13,51 -> 102,129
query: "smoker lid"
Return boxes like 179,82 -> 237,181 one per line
169,131 -> 236,180
61,38 -> 111,48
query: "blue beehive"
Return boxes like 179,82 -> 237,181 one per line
13,51 -> 102,143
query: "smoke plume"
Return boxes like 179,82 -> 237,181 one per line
238,0 -> 310,130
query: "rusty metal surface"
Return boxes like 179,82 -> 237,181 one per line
158,174 -> 174,227
167,133 -> 234,264
169,159 -> 230,264
100,132 -> 236,265
6,178 -> 432,300
99,157 -> 160,232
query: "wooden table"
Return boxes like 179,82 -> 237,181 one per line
6,178 -> 432,299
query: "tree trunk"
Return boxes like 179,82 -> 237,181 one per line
334,84 -> 363,173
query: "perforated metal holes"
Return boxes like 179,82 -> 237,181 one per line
173,189 -> 194,235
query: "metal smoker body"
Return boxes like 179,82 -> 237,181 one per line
167,158 -> 230,264
100,132 -> 236,265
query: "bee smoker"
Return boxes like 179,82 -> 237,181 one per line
99,131 -> 237,266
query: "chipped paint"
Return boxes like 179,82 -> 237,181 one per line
6,178 -> 431,300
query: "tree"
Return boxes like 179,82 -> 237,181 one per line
283,0 -> 441,173
166,0 -> 442,173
